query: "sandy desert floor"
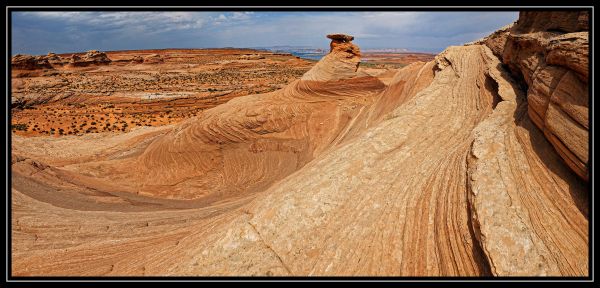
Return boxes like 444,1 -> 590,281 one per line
11,49 -> 314,136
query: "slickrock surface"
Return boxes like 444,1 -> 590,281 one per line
468,47 -> 588,276
11,12 -> 589,277
472,11 -> 589,180
55,38 -> 385,201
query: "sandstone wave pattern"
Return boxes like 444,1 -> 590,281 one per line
11,13 -> 589,277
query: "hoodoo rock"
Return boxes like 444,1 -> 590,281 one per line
326,33 -> 360,56
327,33 -> 354,42
301,34 -> 361,81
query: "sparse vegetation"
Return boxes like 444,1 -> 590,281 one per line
11,49 -> 315,137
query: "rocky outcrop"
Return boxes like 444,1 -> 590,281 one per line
45,52 -> 65,65
327,33 -> 356,53
130,55 -> 144,63
301,34 -> 361,81
63,41 -> 385,201
239,54 -> 266,60
11,54 -> 53,70
476,11 -> 589,180
143,54 -> 164,64
467,46 -> 587,276
68,50 -> 112,67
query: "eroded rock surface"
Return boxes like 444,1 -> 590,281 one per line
11,54 -> 53,70
474,11 -> 589,180
11,12 -> 589,277
69,50 -> 112,66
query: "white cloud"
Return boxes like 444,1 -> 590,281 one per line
19,11 -> 210,33
13,11 -> 518,54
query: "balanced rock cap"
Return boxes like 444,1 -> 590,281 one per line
327,34 -> 354,42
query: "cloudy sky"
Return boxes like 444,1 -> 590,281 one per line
11,11 -> 518,55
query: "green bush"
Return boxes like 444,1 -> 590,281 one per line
12,123 -> 28,131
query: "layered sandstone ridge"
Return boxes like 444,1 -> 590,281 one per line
472,11 -> 589,180
56,35 -> 385,201
11,50 -> 113,70
11,15 -> 588,277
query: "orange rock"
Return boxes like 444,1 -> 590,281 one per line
10,14 -> 588,277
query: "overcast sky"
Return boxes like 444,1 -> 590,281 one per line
12,11 -> 518,55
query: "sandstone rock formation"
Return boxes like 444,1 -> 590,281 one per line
11,12 -> 588,277
11,54 -> 53,70
472,11 -> 589,180
57,38 -> 384,201
130,55 -> 144,63
302,34 -> 361,81
327,33 -> 358,54
46,52 -> 65,65
143,53 -> 164,64
69,50 -> 112,66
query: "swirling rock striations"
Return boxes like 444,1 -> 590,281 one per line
473,11 -> 589,180
56,34 -> 385,202
11,12 -> 588,277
